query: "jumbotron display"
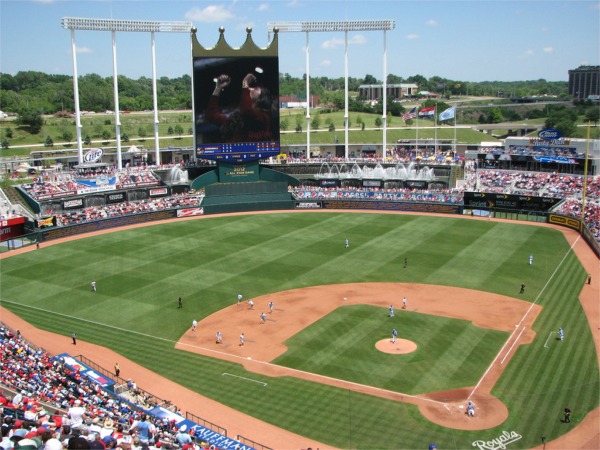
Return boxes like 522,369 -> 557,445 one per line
193,29 -> 280,164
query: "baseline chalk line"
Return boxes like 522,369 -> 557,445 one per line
544,331 -> 557,348
222,373 -> 267,386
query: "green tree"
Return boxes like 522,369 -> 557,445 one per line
4,127 -> 13,139
17,108 -> 44,134
121,133 -> 129,142
585,108 -> 600,126
374,117 -> 383,127
1,139 -> 9,149
62,130 -> 73,143
488,108 -> 504,124
44,136 -> 54,147
83,135 -> 92,145
138,126 -> 147,140
174,124 -> 184,136
295,115 -> 303,132
280,118 -> 289,131
311,112 -> 321,130
167,126 -> 174,135
101,130 -> 111,142
328,123 -> 335,132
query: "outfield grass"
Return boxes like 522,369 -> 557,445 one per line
1,212 -> 598,449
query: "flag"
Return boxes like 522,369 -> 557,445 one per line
418,106 -> 435,118
402,107 -> 417,122
438,106 -> 456,121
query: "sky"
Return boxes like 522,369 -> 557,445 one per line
1,0 -> 599,83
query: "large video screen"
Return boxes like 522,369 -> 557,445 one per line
194,56 -> 280,163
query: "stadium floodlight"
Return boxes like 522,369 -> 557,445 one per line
268,20 -> 395,33
61,17 -> 192,33
62,17 -> 192,169
268,20 -> 395,159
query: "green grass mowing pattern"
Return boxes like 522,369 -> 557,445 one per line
273,304 -> 508,394
1,212 -> 598,449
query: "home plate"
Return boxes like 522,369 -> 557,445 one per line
247,357 -> 252,360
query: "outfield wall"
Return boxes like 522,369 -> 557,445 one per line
4,198 -> 598,258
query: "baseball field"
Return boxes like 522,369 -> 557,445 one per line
1,211 -> 598,449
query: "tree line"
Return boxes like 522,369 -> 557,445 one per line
1,70 -> 571,117
2,70 -> 597,141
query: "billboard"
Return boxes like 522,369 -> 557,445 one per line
193,30 -> 280,164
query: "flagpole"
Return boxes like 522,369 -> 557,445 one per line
454,106 -> 457,160
434,104 -> 438,157
416,108 -> 419,158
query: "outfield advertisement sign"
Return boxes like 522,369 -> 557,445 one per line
464,192 -> 560,211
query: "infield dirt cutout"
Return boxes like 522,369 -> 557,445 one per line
176,282 -> 540,431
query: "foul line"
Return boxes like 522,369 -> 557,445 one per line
468,234 -> 582,400
501,327 -> 526,365
222,373 -> 267,386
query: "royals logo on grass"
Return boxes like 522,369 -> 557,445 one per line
472,431 -> 522,450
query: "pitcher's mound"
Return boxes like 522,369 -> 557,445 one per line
376,338 -> 417,354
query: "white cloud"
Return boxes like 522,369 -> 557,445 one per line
75,46 -> 92,54
257,3 -> 269,11
349,34 -> 366,45
320,59 -> 332,67
425,19 -> 438,26
406,34 -> 419,41
321,38 -> 344,50
522,49 -> 535,58
543,47 -> 554,53
321,35 -> 366,49
185,5 -> 234,23
287,0 -> 302,7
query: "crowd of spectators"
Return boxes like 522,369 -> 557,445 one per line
54,194 -> 203,227
475,170 -> 600,199
292,185 -> 464,204
19,168 -> 161,202
553,198 -> 600,241
0,325 -> 219,450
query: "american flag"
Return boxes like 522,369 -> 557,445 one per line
402,107 -> 417,122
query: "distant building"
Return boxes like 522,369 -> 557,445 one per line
568,65 -> 600,100
358,83 -> 419,101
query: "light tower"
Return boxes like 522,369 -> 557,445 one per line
61,17 -> 192,168
267,20 -> 395,160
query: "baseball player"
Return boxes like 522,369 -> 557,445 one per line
237,293 -> 243,306
239,333 -> 244,347
389,305 -> 394,318
559,327 -> 564,341
402,296 -> 407,309
91,280 -> 96,292
248,300 -> 254,310
529,254 -> 534,265
260,312 -> 267,324
192,319 -> 197,333
392,328 -> 398,344
345,238 -> 349,248
216,331 -> 222,344
268,301 -> 274,314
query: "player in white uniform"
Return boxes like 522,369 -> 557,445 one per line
392,328 -> 398,343
237,294 -> 243,306
192,320 -> 197,332
389,305 -> 394,318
